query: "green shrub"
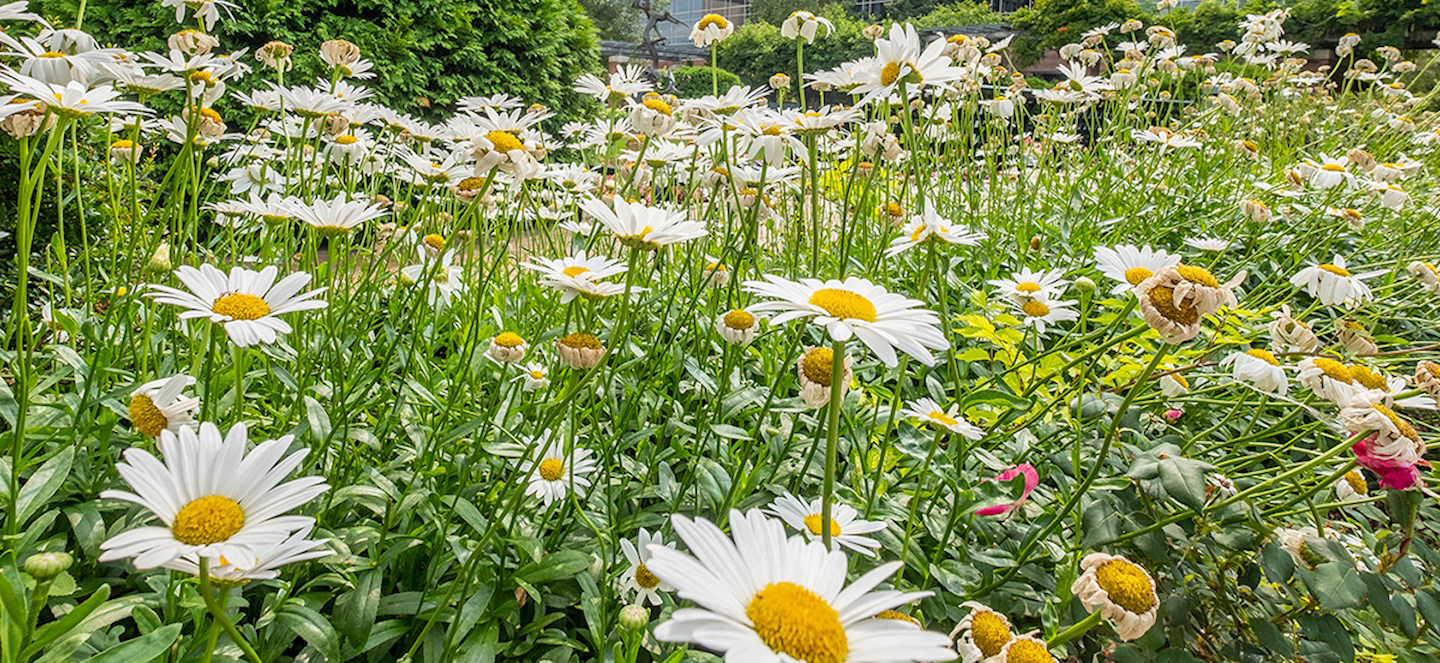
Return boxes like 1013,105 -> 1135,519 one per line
669,65 -> 742,98
34,0 -> 602,121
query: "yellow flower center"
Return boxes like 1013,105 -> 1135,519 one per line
1175,265 -> 1219,287
423,233 -> 447,251
493,332 -> 525,348
801,347 -> 835,386
332,134 -> 358,145
970,611 -> 1012,657
1021,300 -> 1050,317
697,13 -> 729,30
1124,267 -> 1153,286
875,610 -> 919,626
1147,286 -> 1198,325
112,139 -> 135,149
910,226 -> 928,242
880,61 -> 922,86
1245,349 -> 1280,366
1374,404 -> 1419,440
1004,639 -> 1056,663
1313,358 -> 1352,382
803,514 -> 842,536
211,293 -> 270,320
642,98 -> 673,116
762,125 -> 784,136
885,202 -> 905,217
808,288 -> 877,322
40,51 -> 66,58
1343,470 -> 1368,496
1348,365 -> 1387,390
171,495 -> 246,545
562,265 -> 590,277
1318,264 -> 1352,277
128,394 -> 169,437
484,130 -> 523,153
189,70 -> 216,85
745,582 -> 848,663
1321,163 -> 1347,172
529,370 -> 546,380
1169,373 -> 1190,389
538,458 -> 565,481
928,410 -> 958,426
1094,559 -> 1156,613
1015,281 -> 1042,294
200,107 -> 222,123
559,332 -> 603,349
723,309 -> 756,330
634,562 -> 661,589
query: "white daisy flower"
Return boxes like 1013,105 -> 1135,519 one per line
745,275 -> 948,366
781,10 -> 834,43
1219,349 -> 1288,395
520,251 -> 635,303
287,193 -> 388,236
899,398 -> 984,438
1070,553 -> 1159,641
577,196 -> 707,250
767,493 -> 886,556
1183,237 -> 1231,252
145,264 -> 327,347
518,434 -> 596,506
987,268 -> 1068,303
1010,296 -> 1079,336
1092,245 -> 1181,295
689,13 -> 734,47
127,374 -> 200,438
884,205 -> 985,257
399,248 -> 468,309
1334,469 -> 1369,502
515,362 -> 551,392
1289,256 -> 1381,308
645,509 -> 956,662
619,528 -> 673,606
717,308 -> 760,345
99,422 -> 328,570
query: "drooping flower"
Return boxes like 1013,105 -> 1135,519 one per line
1219,349 -> 1288,395
949,601 -> 1013,662
1289,256 -> 1379,308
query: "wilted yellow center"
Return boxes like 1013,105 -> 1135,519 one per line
1245,349 -> 1280,366
808,288 -> 877,322
172,495 -> 245,545
1175,265 -> 1219,287
493,332 -> 525,348
801,347 -> 835,386
1148,286 -> 1198,325
970,611 -> 1012,657
1348,365 -> 1387,390
745,582 -> 847,663
1004,639 -> 1056,663
1343,470 -> 1368,495
723,309 -> 756,330
1374,403 -> 1419,440
559,332 -> 602,349
697,13 -> 729,30
1095,559 -> 1155,613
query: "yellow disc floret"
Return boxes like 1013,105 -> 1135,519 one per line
1094,558 -> 1156,614
808,288 -> 878,322
745,582 -> 848,663
172,495 -> 245,545
211,293 -> 270,320
128,394 -> 168,437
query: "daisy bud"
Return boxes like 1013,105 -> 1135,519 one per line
1120,19 -> 1142,33
489,332 -> 528,363
23,552 -> 73,580
619,604 -> 649,630
1073,276 -> 1096,295
769,73 -> 791,90
863,24 -> 884,40
1163,408 -> 1183,422
557,333 -> 606,370
147,242 -> 173,274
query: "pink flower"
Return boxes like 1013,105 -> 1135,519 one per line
975,463 -> 1039,516
1353,433 -> 1424,490
1163,409 -> 1184,422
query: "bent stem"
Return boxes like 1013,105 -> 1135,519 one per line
197,558 -> 263,663
1048,609 -> 1103,648
820,338 -> 846,547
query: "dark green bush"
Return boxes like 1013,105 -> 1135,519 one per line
669,65 -> 742,98
34,0 -> 601,121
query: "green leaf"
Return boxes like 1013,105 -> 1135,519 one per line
1416,590 -> 1440,637
1309,561 -> 1365,610
17,447 -> 75,525
79,623 -> 181,663
1157,455 -> 1208,510
25,585 -> 112,659
1249,617 -> 1292,657
276,602 -> 343,661
334,568 -> 383,648
1260,542 -> 1294,583
514,550 -> 590,586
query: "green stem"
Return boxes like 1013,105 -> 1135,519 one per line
1048,609 -> 1103,648
820,339 -> 846,547
197,558 -> 263,663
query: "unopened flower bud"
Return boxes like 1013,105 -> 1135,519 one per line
147,242 -> 172,273
619,604 -> 649,630
1073,276 -> 1096,295
23,552 -> 73,580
